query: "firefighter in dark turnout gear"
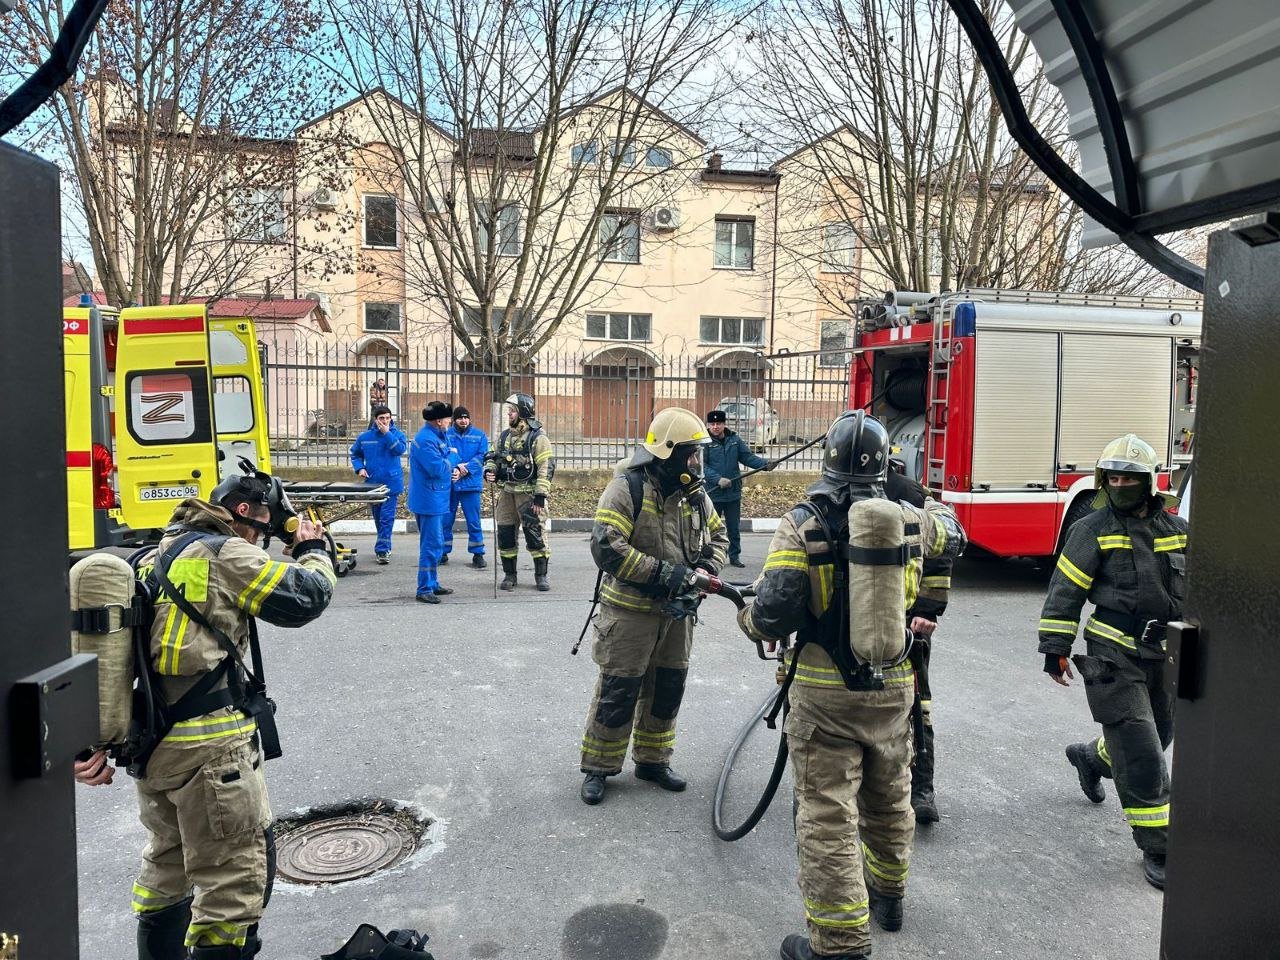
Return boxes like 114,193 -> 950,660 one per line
739,411 -> 966,960
579,407 -> 729,805
885,460 -> 952,824
74,471 -> 335,960
484,392 -> 555,591
1039,434 -> 1187,891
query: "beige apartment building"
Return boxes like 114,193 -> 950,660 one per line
85,85 -> 1052,443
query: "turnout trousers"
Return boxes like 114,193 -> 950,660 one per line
415,513 -> 446,596
131,738 -> 274,954
495,489 -> 548,562
711,498 -> 742,561
1073,640 -> 1174,855
910,640 -> 934,798
784,660 -> 916,957
369,491 -> 398,557
444,489 -> 485,558
580,605 -> 694,774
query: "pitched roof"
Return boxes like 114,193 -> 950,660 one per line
560,86 -> 707,146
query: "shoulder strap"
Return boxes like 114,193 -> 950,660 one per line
625,466 -> 646,521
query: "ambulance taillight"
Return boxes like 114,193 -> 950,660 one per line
91,442 -> 115,509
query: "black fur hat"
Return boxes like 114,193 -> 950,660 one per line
706,409 -> 727,424
423,401 -> 454,422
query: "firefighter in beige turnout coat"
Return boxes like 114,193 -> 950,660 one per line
739,412 -> 966,960
75,477 -> 334,960
579,407 -> 729,805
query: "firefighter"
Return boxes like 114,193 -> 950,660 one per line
704,408 -> 774,568
1039,434 -> 1187,890
73,471 -> 335,960
348,404 -> 407,564
885,458 -> 952,824
409,401 -> 455,603
738,411 -> 966,960
483,392 -> 555,591
442,406 -> 489,569
579,407 -> 729,805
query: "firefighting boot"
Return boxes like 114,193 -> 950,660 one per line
635,762 -> 687,792
779,934 -> 867,959
1065,742 -> 1106,804
471,553 -> 487,569
534,556 -> 550,592
911,725 -> 939,824
581,774 -> 607,805
868,886 -> 903,932
500,557 -> 518,591
1143,852 -> 1167,890
137,897 -> 191,960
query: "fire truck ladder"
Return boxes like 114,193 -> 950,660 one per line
924,302 -> 953,495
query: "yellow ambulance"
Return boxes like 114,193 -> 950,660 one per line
64,298 -> 271,551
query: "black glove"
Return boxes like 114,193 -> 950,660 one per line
662,588 -> 704,621
533,493 -> 547,508
765,459 -> 778,471
664,563 -> 691,596
1043,652 -> 1068,678
291,537 -> 328,559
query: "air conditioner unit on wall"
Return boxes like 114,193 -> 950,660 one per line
649,206 -> 681,231
312,186 -> 337,210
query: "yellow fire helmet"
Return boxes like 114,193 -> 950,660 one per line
642,407 -> 711,460
1091,433 -> 1178,508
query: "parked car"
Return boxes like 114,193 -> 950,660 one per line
714,396 -> 780,450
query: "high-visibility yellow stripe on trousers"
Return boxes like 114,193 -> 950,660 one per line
862,842 -> 909,883
1125,804 -> 1170,828
163,712 -> 257,744
804,897 -> 869,928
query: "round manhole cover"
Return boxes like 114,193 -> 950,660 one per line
274,801 -> 428,885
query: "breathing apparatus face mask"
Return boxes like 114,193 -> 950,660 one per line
658,445 -> 705,497
227,474 -> 300,546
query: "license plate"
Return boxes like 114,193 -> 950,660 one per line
139,484 -> 200,501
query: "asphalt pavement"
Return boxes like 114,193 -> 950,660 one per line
75,533 -> 1164,959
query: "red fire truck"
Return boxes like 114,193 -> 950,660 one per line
849,288 -> 1201,558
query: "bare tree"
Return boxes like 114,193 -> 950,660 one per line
0,0 -> 351,306
747,0 -> 1190,308
325,0 -> 755,400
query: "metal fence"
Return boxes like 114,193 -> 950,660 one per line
263,340 -> 851,471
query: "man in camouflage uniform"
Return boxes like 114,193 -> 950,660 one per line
1040,434 -> 1188,890
885,460 -> 953,824
75,470 -> 335,959
483,392 -> 555,591
579,407 -> 729,805
739,411 -> 966,960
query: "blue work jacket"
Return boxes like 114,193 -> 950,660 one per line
704,429 -> 768,503
349,422 -> 408,493
445,424 -> 489,493
408,423 -> 453,515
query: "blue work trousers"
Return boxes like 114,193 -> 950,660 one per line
415,513 -> 446,597
713,498 -> 742,561
371,492 -> 399,556
444,489 -> 485,557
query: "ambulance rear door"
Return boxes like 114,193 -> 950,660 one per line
210,317 -> 271,480
63,305 -> 113,550
114,305 -> 220,533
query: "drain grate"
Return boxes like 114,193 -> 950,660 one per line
274,800 -> 428,885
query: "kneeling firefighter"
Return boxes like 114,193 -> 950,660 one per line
738,411 -> 966,960
71,464 -> 336,960
578,407 -> 729,805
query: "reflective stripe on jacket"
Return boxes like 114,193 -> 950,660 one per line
485,420 -> 555,497
136,500 -> 335,763
1038,503 -> 1188,659
590,469 -> 729,615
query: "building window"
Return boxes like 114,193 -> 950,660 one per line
585,312 -> 651,342
611,140 -> 636,166
477,202 -> 522,257
646,146 -> 673,169
822,223 -> 857,273
818,319 -> 852,368
571,141 -> 599,165
364,302 -> 402,333
599,211 -> 640,264
230,187 -> 286,243
714,217 -> 754,270
363,194 -> 399,248
700,316 -> 765,345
